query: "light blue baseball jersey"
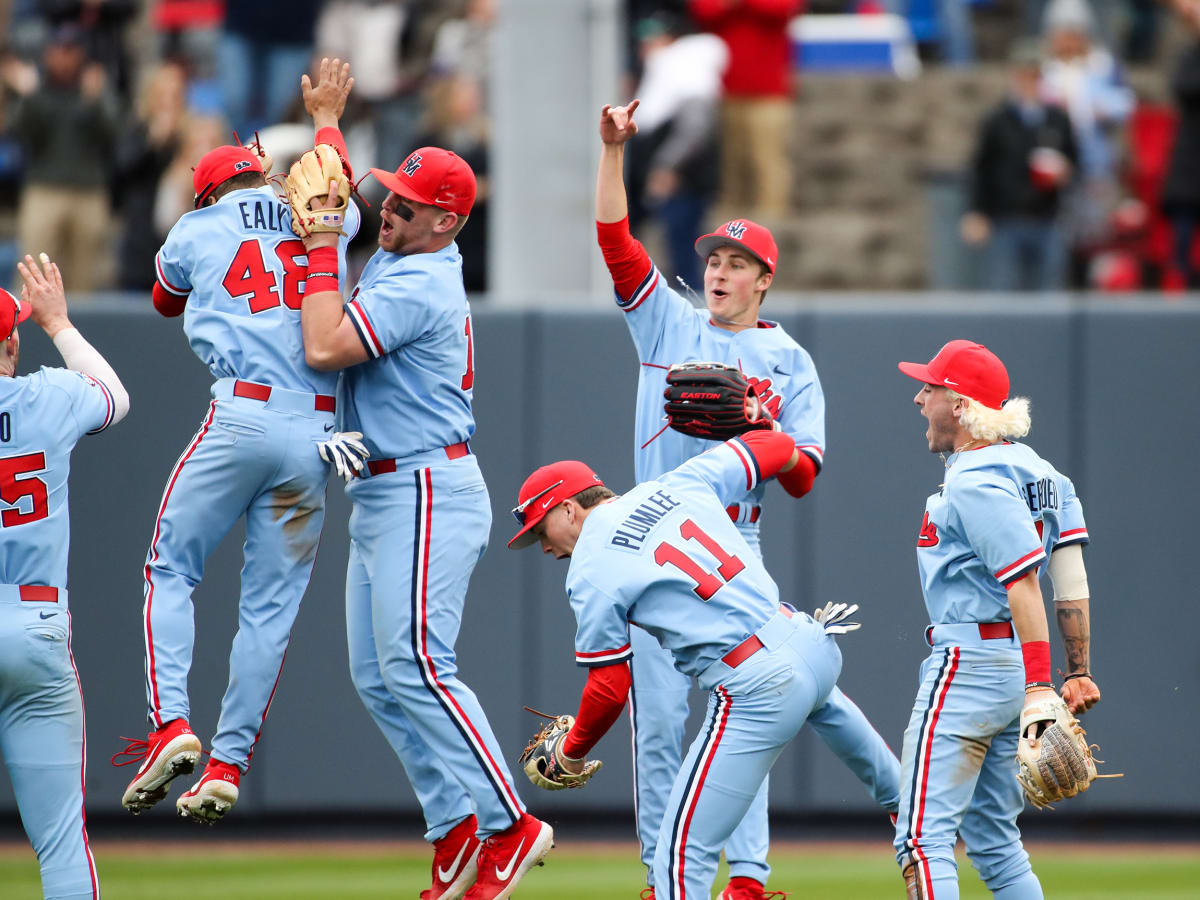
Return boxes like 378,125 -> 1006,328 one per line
337,242 -> 476,459
617,263 -> 825,503
155,185 -> 361,393
916,442 -> 1089,624
567,437 -> 782,677
0,367 -> 116,587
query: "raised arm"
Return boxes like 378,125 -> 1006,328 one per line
296,58 -> 368,372
18,253 -> 130,424
595,100 -> 639,224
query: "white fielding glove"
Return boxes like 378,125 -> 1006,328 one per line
812,601 -> 862,635
318,431 -> 369,483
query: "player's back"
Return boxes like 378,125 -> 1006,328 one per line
570,473 -> 782,678
157,185 -> 353,395
0,368 -> 104,587
919,441 -> 1088,624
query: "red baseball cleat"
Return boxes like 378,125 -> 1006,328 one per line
639,888 -> 656,899
176,758 -> 241,824
114,718 -> 202,813
420,814 -> 481,900
462,813 -> 554,900
720,877 -> 789,899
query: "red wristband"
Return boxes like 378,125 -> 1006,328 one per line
1021,640 -> 1051,685
305,246 -> 339,296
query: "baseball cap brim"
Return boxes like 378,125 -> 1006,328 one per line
694,235 -> 771,271
369,167 -> 434,208
897,361 -> 936,384
507,524 -> 541,550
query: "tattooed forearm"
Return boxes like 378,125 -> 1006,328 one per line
1056,603 -> 1090,673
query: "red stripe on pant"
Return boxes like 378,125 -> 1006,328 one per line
912,646 -> 960,898
143,401 -> 217,728
65,613 -> 99,897
673,686 -> 732,899
412,468 -> 523,818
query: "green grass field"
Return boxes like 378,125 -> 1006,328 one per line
2,840 -> 1197,899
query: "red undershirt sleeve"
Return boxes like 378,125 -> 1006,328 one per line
596,217 -> 654,301
315,126 -> 353,181
560,661 -> 632,759
777,452 -> 818,498
152,282 -> 186,317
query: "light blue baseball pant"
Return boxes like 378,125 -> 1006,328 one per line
142,381 -> 332,770
631,525 -> 901,887
895,625 -> 1043,900
652,611 -> 842,900
345,452 -> 526,838
0,591 -> 98,899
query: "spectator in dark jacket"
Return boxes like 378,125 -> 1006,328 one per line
9,24 -> 119,291
114,61 -> 188,290
961,40 -> 1078,291
1161,0 -> 1200,288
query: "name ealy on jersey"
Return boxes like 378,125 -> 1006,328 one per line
235,197 -> 291,234
610,490 -> 681,551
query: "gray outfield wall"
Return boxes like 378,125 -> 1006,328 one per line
2,295 -> 1196,821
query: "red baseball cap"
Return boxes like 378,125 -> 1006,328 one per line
193,146 -> 264,208
0,287 -> 32,340
898,340 -> 1010,410
694,219 -> 778,274
508,460 -> 606,549
369,147 -> 476,217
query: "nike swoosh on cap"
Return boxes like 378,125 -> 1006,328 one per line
495,837 -> 526,881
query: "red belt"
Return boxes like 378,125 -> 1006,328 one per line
367,442 -> 471,476
978,621 -> 1014,640
233,379 -> 336,412
19,586 -> 58,603
726,505 -> 761,524
722,604 -> 793,668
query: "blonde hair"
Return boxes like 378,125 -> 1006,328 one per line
950,391 -> 1032,441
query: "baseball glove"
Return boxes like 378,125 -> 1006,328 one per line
286,144 -> 350,237
663,362 -> 775,441
1016,693 -> 1113,809
518,710 -> 602,791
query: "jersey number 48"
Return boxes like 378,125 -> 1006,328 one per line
222,239 -> 308,313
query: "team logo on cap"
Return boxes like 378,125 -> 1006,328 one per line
402,154 -> 423,176
234,160 -> 252,172
725,221 -> 747,239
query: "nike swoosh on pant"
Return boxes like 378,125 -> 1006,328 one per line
437,840 -> 472,883
495,837 -> 526,881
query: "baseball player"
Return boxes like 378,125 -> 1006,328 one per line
294,59 -> 550,900
4,253 -> 130,899
115,62 -> 362,824
895,340 -> 1099,899
595,100 -> 900,899
507,431 -> 861,900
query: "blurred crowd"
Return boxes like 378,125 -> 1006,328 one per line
0,0 -> 493,294
628,0 -> 1195,292
0,0 -> 1194,295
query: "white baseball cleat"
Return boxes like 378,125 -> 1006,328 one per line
176,758 -> 241,824
115,718 -> 203,813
